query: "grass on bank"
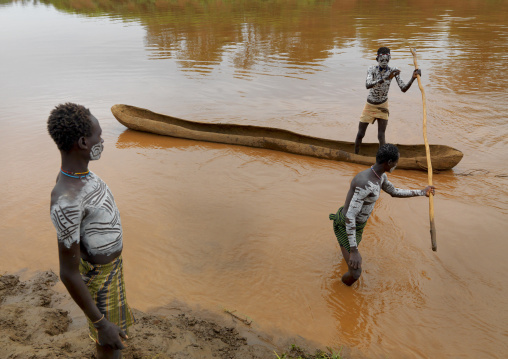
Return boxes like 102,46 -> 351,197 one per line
275,344 -> 344,359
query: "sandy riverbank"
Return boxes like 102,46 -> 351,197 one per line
0,271 -> 347,359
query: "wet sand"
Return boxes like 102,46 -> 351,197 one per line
0,271 -> 340,359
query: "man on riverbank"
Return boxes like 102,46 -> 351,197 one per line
48,103 -> 134,358
329,144 -> 435,286
355,47 -> 421,154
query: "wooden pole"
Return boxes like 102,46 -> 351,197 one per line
410,47 -> 437,251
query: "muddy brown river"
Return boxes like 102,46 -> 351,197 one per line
1,1 -> 507,357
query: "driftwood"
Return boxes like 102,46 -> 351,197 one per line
223,309 -> 252,326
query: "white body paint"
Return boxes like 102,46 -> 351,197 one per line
345,173 -> 425,249
90,142 -> 103,160
50,172 -> 123,256
366,65 -> 407,104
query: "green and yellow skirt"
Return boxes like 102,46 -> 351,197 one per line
79,255 -> 135,344
329,207 -> 367,253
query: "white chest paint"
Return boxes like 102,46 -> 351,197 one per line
50,172 -> 123,256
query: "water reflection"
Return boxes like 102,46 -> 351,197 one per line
116,128 -> 178,150
322,212 -> 429,357
323,263 -> 374,349
115,127 -> 339,170
17,0 -> 503,93
116,126 -> 508,213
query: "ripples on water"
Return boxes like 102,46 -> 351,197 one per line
1,1 -> 508,358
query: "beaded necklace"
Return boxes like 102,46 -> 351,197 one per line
60,168 -> 90,179
370,166 -> 381,180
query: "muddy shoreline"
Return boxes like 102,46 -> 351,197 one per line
0,271 -> 348,359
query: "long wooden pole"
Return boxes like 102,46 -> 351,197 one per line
410,47 -> 437,251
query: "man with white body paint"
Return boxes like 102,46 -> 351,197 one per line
354,47 -> 421,154
329,144 -> 435,286
48,103 -> 134,358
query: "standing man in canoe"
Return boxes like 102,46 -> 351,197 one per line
329,144 -> 435,286
48,103 -> 135,358
355,47 -> 421,154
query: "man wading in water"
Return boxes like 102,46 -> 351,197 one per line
48,103 -> 134,358
330,144 -> 435,286
355,47 -> 421,154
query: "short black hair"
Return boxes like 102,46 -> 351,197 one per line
47,103 -> 92,152
376,144 -> 399,164
377,47 -> 390,55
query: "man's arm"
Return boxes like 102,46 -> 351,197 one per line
396,69 -> 421,92
58,241 -> 103,322
382,176 -> 435,197
344,181 -> 371,268
51,199 -> 127,349
58,242 -> 127,349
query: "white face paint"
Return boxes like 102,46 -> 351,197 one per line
90,142 -> 103,160
377,53 -> 391,68
389,165 -> 397,173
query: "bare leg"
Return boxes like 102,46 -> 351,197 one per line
376,118 -> 388,147
340,246 -> 362,286
97,343 -> 122,359
354,122 -> 370,154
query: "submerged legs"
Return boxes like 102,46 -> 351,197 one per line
340,246 -> 362,286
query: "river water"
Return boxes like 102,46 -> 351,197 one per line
1,0 -> 507,357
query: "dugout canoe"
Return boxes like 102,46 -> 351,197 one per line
111,104 -> 463,171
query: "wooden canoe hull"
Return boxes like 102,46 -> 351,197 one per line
111,104 -> 463,171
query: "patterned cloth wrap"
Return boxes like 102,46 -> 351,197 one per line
359,101 -> 389,124
329,206 -> 368,253
79,255 -> 135,344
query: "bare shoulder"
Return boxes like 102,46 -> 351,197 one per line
50,177 -> 83,207
350,169 -> 371,188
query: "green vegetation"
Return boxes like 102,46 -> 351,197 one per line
275,344 -> 344,359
